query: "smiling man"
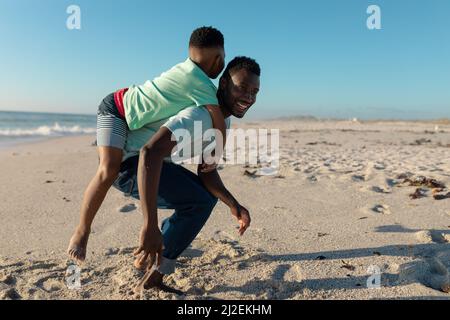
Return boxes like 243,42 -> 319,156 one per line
112,56 -> 261,290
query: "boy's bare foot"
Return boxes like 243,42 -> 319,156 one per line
67,227 -> 90,264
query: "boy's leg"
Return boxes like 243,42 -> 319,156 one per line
68,92 -> 127,263
67,146 -> 122,263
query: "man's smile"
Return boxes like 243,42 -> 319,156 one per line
236,101 -> 252,112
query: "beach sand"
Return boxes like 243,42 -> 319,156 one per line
0,119 -> 449,300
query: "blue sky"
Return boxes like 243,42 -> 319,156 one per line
0,0 -> 449,120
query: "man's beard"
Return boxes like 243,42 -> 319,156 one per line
227,102 -> 244,118
217,91 -> 233,115
218,89 -> 245,118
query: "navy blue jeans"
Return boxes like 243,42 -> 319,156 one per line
112,155 -> 218,274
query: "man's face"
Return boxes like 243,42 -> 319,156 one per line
220,68 -> 260,118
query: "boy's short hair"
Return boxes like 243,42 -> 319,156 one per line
223,56 -> 261,78
189,26 -> 224,48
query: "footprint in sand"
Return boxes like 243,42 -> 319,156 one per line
386,178 -> 399,187
425,257 -> 450,293
415,230 -> 449,244
371,204 -> 391,215
112,263 -> 142,289
0,273 -> 16,286
105,247 -> 120,256
400,254 -> 450,293
374,163 -> 386,170
352,170 -> 374,182
280,264 -> 303,283
352,175 -> 365,182
212,230 -> 237,242
256,263 -> 304,299
371,186 -> 392,194
0,284 -> 21,300
415,230 -> 433,243
118,203 -> 137,213
0,273 -> 17,298
37,277 -> 63,293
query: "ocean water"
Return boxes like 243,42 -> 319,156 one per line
0,111 -> 96,148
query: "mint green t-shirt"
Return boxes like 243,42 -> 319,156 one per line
123,106 -> 231,163
123,58 -> 219,130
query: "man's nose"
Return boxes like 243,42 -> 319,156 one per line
244,94 -> 255,105
242,92 -> 254,103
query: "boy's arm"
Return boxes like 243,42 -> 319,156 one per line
133,127 -> 177,267
205,105 -> 227,163
197,166 -> 251,236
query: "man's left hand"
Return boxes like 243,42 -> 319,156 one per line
230,204 -> 251,236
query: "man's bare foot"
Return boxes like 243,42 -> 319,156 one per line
134,267 -> 162,294
67,227 -> 90,264
144,270 -> 184,295
134,268 -> 184,296
143,269 -> 164,289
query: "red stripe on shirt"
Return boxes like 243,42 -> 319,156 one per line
114,88 -> 129,118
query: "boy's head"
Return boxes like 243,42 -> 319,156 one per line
189,26 -> 225,79
218,56 -> 261,118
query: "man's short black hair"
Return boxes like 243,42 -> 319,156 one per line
189,26 -> 224,48
223,56 -> 261,78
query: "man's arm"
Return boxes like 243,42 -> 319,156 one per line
204,105 -> 226,163
133,126 -> 177,268
197,166 -> 251,236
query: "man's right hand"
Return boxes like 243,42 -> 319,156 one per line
133,226 -> 164,270
199,162 -> 218,173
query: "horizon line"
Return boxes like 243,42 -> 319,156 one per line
1,109 -> 449,123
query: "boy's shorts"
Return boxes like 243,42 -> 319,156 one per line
96,93 -> 128,149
